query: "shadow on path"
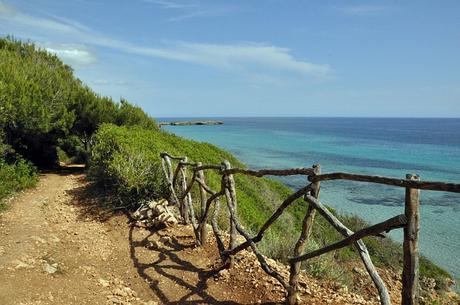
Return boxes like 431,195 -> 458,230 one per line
63,173 -> 280,305
128,225 -> 281,305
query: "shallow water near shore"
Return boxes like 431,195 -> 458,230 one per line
162,117 -> 460,287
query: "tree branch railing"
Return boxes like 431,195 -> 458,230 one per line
159,151 -> 460,305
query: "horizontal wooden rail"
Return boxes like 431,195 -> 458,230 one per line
290,214 -> 407,263
224,167 -> 315,177
193,164 -> 224,171
179,161 -> 199,167
311,172 -> 460,193
159,152 -> 186,161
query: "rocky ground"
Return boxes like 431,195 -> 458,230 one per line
0,170 -> 457,305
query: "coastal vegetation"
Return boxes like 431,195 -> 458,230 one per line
0,37 -> 454,300
0,36 -> 157,201
88,123 -> 452,293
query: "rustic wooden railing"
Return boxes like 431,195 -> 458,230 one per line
159,152 -> 460,305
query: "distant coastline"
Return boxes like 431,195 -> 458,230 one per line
159,120 -> 223,127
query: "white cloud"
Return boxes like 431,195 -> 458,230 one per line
142,0 -> 232,22
0,2 -> 85,34
44,44 -> 96,67
0,2 -> 332,78
341,5 -> 387,16
168,10 -> 213,22
142,0 -> 197,9
172,42 -> 332,77
92,79 -> 131,86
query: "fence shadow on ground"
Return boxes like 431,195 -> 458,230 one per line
127,223 -> 282,305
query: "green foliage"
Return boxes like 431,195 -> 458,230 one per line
57,135 -> 88,164
116,99 -> 159,130
88,124 -> 299,240
0,36 -> 158,166
69,86 -> 118,152
88,125 -> 167,205
0,157 -> 38,210
0,37 -> 76,166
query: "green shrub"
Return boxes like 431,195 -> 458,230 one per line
0,157 -> 38,209
116,99 -> 159,131
88,125 -> 167,205
88,124 -> 300,240
0,37 -> 158,167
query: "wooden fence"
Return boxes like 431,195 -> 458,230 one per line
159,152 -> 460,305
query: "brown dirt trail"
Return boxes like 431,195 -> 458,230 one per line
0,170 -> 390,305
0,171 -> 285,305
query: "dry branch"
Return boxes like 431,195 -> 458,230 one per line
161,156 -> 181,206
222,184 -> 311,258
196,162 -> 208,244
172,163 -> 182,188
160,152 -> 186,161
211,197 -> 226,254
223,175 -> 289,289
223,167 -> 315,177
178,171 -> 197,201
288,164 -> 321,305
193,164 -> 224,171
223,160 -> 238,250
195,178 -> 215,195
304,194 -> 392,305
179,161 -> 199,167
402,174 -> 421,305
290,214 -> 407,263
311,172 -> 460,193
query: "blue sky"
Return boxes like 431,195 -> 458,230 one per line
1,0 -> 459,117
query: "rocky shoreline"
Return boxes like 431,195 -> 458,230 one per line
159,120 -> 223,126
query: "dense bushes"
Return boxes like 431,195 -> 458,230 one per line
88,124 -> 291,213
0,36 -> 160,208
0,157 -> 37,209
0,130 -> 37,206
89,124 -> 167,204
89,124 -> 299,251
0,37 -> 158,167
0,38 -> 76,166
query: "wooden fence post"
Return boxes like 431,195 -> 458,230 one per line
223,160 -> 238,250
402,174 -> 420,305
197,162 -> 208,245
179,157 -> 191,224
287,164 -> 320,305
161,154 -> 180,207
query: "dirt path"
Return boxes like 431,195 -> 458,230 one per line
1,171 -> 396,305
0,171 -> 290,305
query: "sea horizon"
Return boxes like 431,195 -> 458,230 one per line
158,116 -> 460,119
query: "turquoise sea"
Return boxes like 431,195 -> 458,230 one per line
161,117 -> 460,286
